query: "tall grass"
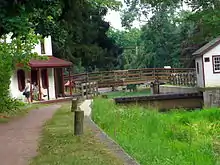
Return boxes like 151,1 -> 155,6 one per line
92,98 -> 220,165
105,88 -> 151,99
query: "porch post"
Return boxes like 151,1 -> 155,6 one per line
29,70 -> 33,102
61,68 -> 65,97
69,67 -> 72,96
46,68 -> 50,100
54,68 -> 58,99
38,68 -> 42,100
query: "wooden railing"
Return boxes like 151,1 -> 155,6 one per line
64,68 -> 196,88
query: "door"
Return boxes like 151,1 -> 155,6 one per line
54,68 -> 64,97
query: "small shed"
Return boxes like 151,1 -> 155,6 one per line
193,37 -> 220,88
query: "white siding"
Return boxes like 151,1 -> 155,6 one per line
10,70 -> 29,101
48,68 -> 56,99
32,36 -> 53,56
10,68 -> 56,101
195,57 -> 204,88
203,44 -> 220,87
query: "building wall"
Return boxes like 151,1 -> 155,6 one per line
10,68 -> 55,101
159,85 -> 198,94
195,57 -> 204,88
48,68 -> 56,99
10,70 -> 30,101
32,36 -> 53,56
203,45 -> 220,87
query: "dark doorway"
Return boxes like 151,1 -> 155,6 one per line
31,69 -> 38,84
54,68 -> 64,97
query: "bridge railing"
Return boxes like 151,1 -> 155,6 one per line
64,68 -> 196,88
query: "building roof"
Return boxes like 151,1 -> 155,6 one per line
29,56 -> 72,68
192,37 -> 220,56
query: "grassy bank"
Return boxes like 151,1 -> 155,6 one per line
105,88 -> 151,99
92,98 -> 220,165
0,103 -> 46,123
31,103 -> 123,165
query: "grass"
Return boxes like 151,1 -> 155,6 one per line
105,88 -> 151,99
0,103 -> 47,123
30,103 -> 124,165
92,98 -> 220,165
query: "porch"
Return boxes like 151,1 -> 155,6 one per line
27,56 -> 73,102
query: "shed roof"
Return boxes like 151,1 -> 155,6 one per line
29,56 -> 72,68
192,37 -> 220,56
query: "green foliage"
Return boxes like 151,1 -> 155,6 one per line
92,98 -> 220,165
30,104 -> 123,165
0,31 -> 40,113
108,28 -> 145,69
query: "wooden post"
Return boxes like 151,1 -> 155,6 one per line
74,108 -> 84,136
71,98 -> 78,112
54,68 -> 58,99
61,68 -> 65,97
86,82 -> 88,99
38,68 -> 42,101
46,69 -> 50,100
96,82 -> 99,96
69,68 -> 72,96
209,93 -> 213,107
30,70 -> 33,102
81,83 -> 84,98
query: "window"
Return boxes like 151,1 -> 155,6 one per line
196,62 -> 199,74
41,69 -> 48,89
17,69 -> 25,91
40,39 -> 45,54
204,57 -> 210,62
213,56 -> 220,73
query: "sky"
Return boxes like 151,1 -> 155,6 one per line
104,0 -> 146,30
104,0 -> 190,30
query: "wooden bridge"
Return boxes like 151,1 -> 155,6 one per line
64,68 -> 196,89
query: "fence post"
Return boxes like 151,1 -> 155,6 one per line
81,83 -> 84,98
96,82 -> 99,96
71,98 -> 78,112
86,82 -> 88,99
74,107 -> 84,136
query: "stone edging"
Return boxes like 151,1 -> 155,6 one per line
88,115 -> 140,165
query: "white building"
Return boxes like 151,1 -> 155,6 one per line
193,37 -> 220,107
193,37 -> 220,88
8,35 -> 72,102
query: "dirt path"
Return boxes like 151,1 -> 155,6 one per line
0,104 -> 61,165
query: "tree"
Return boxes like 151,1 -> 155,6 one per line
0,31 -> 40,112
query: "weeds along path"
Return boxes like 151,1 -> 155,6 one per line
0,104 -> 61,165
80,100 -> 140,165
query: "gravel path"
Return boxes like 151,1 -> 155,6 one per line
0,104 -> 61,165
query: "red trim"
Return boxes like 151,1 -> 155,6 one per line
17,69 -> 25,91
41,69 -> 48,89
46,69 -> 50,100
29,71 -> 33,102
29,56 -> 72,68
212,55 -> 220,74
61,68 -> 65,97
38,69 -> 42,100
